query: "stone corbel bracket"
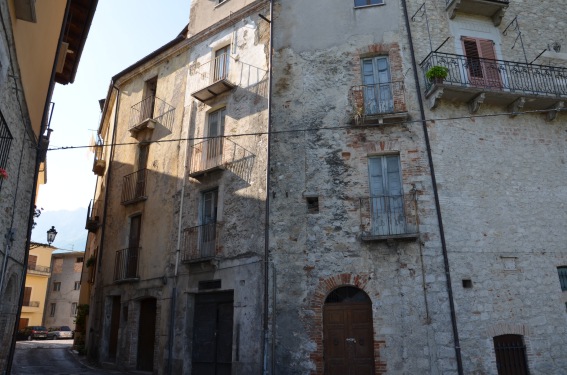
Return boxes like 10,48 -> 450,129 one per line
426,86 -> 444,110
545,101 -> 564,122
508,97 -> 525,118
468,93 -> 485,114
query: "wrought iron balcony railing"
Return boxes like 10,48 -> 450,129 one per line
129,95 -> 175,133
85,199 -> 102,232
27,264 -> 50,274
350,81 -> 407,122
114,247 -> 140,282
191,54 -> 237,102
121,169 -> 147,205
22,301 -> 40,307
92,138 -> 105,176
188,137 -> 253,177
422,52 -> 567,98
182,222 -> 221,262
359,193 -> 418,240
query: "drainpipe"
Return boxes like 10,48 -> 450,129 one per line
400,1 -> 463,374
262,0 -> 274,373
167,96 -> 189,375
5,1 -> 72,373
88,84 -> 120,363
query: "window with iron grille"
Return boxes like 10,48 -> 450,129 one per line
0,112 -> 13,171
53,282 -> 61,291
558,266 -> 567,291
493,334 -> 529,375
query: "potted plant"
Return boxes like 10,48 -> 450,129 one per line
425,65 -> 449,84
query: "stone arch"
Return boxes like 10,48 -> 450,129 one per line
304,273 -> 385,375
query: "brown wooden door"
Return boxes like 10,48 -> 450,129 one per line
28,255 -> 37,270
137,298 -> 157,371
192,291 -> 234,375
18,318 -> 29,330
108,296 -> 121,361
127,215 -> 141,278
324,288 -> 374,375
462,37 -> 502,89
22,287 -> 31,306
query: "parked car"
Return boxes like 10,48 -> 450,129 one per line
17,326 -> 48,340
47,326 -> 74,340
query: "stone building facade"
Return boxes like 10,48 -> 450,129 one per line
82,0 -> 567,374
43,251 -> 83,329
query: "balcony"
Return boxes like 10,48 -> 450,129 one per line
421,52 -> 567,119
114,247 -> 140,282
181,223 -> 222,262
85,199 -> 102,232
446,0 -> 508,26
350,81 -> 408,125
188,138 -> 253,177
191,54 -> 237,103
26,264 -> 50,276
359,193 -> 419,241
22,301 -> 40,308
121,169 -> 147,205
92,138 -> 105,176
129,95 -> 175,138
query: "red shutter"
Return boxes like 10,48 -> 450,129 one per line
462,37 -> 502,88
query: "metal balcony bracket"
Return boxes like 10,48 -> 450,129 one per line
545,101 -> 564,122
468,93 -> 486,114
129,119 -> 156,139
508,97 -> 526,118
426,87 -> 444,110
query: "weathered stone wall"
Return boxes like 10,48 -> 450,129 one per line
269,0 -> 457,373
44,253 -> 82,328
408,0 -> 567,373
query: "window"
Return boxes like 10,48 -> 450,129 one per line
74,281 -> 81,290
354,0 -> 384,7
213,45 -> 230,82
50,303 -> 56,317
71,303 -> 77,317
28,255 -> 37,270
0,112 -> 13,171
361,57 -> 393,114
76,257 -> 83,263
558,267 -> 567,291
462,37 -> 501,88
53,282 -> 61,291
368,155 -> 405,236
493,335 -> 529,375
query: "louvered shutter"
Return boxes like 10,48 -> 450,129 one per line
462,37 -> 501,88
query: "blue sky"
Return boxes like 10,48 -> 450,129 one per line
33,0 -> 191,247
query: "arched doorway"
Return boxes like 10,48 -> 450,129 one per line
137,298 -> 157,371
323,286 -> 375,374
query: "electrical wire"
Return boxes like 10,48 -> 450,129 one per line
47,107 -> 567,152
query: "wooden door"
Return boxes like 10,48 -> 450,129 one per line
22,287 -> 31,306
108,296 -> 121,361
324,287 -> 375,375
361,57 -> 393,115
18,318 -> 29,330
200,189 -> 218,257
137,298 -> 157,371
205,108 -> 226,166
369,155 -> 405,236
192,291 -> 234,375
28,255 -> 37,270
462,37 -> 502,89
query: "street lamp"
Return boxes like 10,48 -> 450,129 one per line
46,226 -> 58,246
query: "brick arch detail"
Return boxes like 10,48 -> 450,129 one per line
305,273 -> 386,375
487,322 -> 531,338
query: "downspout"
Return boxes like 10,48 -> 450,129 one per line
167,95 -> 189,375
400,1 -> 463,374
5,1 -> 72,373
88,84 -> 120,362
262,0 -> 274,373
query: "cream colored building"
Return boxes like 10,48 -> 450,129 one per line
19,243 -> 55,327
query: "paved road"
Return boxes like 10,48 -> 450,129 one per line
12,339 -> 127,375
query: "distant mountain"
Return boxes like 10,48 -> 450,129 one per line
31,208 -> 88,251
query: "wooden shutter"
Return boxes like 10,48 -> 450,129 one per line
23,287 -> 31,305
462,37 -> 501,88
28,255 -> 37,269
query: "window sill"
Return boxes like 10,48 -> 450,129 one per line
354,3 -> 385,9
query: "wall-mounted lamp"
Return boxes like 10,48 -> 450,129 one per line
47,226 -> 58,246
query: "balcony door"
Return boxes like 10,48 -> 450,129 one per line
462,37 -> 502,89
368,155 -> 405,236
127,214 -> 141,278
141,77 -> 157,120
205,108 -> 226,168
213,45 -> 230,83
200,189 -> 218,257
361,57 -> 393,115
